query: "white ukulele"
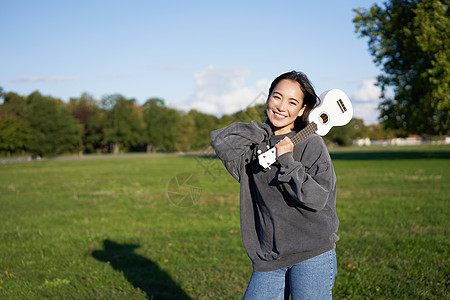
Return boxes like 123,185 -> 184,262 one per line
258,89 -> 353,169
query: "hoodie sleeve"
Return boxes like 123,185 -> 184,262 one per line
277,135 -> 336,211
211,120 -> 270,182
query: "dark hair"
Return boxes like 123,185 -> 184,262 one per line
267,70 -> 319,131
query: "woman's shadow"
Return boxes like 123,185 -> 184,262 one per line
91,239 -> 191,299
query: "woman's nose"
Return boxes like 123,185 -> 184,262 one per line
276,101 -> 287,111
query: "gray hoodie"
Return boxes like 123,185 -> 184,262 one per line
211,120 -> 339,272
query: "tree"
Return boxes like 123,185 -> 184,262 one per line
101,94 -> 146,153
217,103 -> 266,130
0,90 -> 31,154
348,118 -> 370,139
0,91 -> 28,118
324,124 -> 353,146
26,91 -> 82,157
367,124 -> 393,140
353,0 -> 449,135
142,98 -> 179,152
69,93 -> 104,153
175,113 -> 194,152
85,112 -> 107,152
187,109 -> 219,150
231,103 -> 266,124
0,113 -> 31,155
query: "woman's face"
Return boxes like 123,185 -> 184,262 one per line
266,79 -> 306,135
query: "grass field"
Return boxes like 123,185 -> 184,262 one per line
0,145 -> 449,299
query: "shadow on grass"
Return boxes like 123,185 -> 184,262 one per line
92,239 -> 191,300
330,150 -> 450,160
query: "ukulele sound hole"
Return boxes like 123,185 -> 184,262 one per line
320,113 -> 329,124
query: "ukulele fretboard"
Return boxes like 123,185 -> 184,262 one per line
290,122 -> 318,145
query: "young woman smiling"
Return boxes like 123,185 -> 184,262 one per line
211,71 -> 339,299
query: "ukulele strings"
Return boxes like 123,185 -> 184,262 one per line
291,122 -> 318,145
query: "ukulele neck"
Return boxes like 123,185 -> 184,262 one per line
290,122 -> 318,145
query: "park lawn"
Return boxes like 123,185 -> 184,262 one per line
0,145 -> 449,299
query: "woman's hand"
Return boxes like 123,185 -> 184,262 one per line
275,137 -> 294,157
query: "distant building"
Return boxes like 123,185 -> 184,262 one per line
354,138 -> 371,146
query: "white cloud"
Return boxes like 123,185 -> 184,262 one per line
174,65 -> 270,116
354,101 -> 380,125
350,78 -> 382,124
10,76 -> 80,83
352,78 -> 381,102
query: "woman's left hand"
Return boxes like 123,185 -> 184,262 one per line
275,137 -> 294,157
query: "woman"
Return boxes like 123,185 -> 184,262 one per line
211,71 -> 339,299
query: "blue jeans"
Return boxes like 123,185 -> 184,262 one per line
243,249 -> 337,300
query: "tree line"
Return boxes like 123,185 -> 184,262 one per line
0,88 -> 392,157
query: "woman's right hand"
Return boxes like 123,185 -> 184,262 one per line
275,137 -> 294,157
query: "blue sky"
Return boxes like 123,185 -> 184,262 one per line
1,0 -> 385,124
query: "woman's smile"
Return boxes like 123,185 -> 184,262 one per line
273,111 -> 287,120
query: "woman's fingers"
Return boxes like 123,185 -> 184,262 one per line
275,137 -> 294,157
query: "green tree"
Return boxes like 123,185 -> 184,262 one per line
217,103 -> 266,130
69,93 -> 104,153
142,98 -> 179,152
231,103 -> 266,124
354,0 -> 449,135
101,94 -> 146,153
26,91 -> 82,157
175,113 -> 194,152
324,124 -> 353,146
348,118 -> 370,139
0,113 -> 31,155
187,109 -> 219,150
0,91 -> 28,118
0,90 -> 31,154
367,123 -> 394,140
218,114 -> 237,129
85,113 -> 107,152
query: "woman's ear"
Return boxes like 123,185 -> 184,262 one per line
297,105 -> 307,117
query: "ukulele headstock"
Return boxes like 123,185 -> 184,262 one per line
309,89 -> 353,136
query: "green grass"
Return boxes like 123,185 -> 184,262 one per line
0,145 -> 449,299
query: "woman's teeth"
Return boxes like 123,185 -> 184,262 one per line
274,112 -> 286,119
